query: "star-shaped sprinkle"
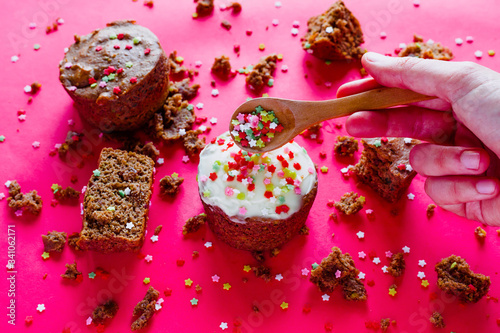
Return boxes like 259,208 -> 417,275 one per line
150,235 -> 159,242
220,322 -> 228,330
86,317 -> 92,325
223,283 -> 231,290
41,252 -> 50,260
382,266 -> 388,273
358,251 -> 366,259
358,272 -> 366,280
210,117 -> 218,124
322,294 -> 330,301
32,141 -> 40,148
418,260 -> 427,267
211,89 -> 219,96
157,158 -> 164,165
385,251 -> 393,258
143,277 -> 151,284
417,272 -> 426,279
126,222 -> 134,229
407,193 -> 415,200
421,280 -> 430,288
145,255 -> 153,263
356,231 -> 365,239
88,272 -> 96,279
155,303 -> 162,311
403,138 -> 413,144
373,257 -> 381,265
11,55 -> 19,63
185,278 -> 193,287
243,265 -> 252,272
301,268 -> 310,276
280,302 -> 288,310
275,274 -> 283,281
179,129 -> 186,136
212,274 -> 220,282
182,155 -> 190,163
36,304 -> 45,312
388,288 -> 397,296
190,298 -> 198,306
335,270 -> 341,279
320,166 -> 329,173
402,246 -> 410,253
196,102 -> 204,110
204,241 -> 213,248
15,210 -> 23,217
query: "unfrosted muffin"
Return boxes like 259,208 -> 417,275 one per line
197,132 -> 318,251
59,20 -> 169,132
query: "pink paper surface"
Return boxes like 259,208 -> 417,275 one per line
1,0 -> 500,332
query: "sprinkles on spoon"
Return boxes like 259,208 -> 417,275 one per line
231,105 -> 283,148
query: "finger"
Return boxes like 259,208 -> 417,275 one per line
410,144 -> 490,177
411,99 -> 452,111
345,107 -> 457,144
424,176 -> 499,206
453,123 -> 484,148
440,200 -> 500,227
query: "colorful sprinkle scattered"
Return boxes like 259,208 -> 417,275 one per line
231,106 -> 283,148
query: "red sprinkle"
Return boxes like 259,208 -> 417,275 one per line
293,163 -> 301,170
275,205 -> 290,214
397,163 -> 406,171
381,137 -> 388,143
209,173 -> 218,181
95,45 -> 102,52
246,30 -> 253,36
117,33 -> 124,40
125,44 -> 133,50
88,77 -> 97,84
117,68 -> 124,74
113,86 -> 121,94
144,48 -> 151,55
25,316 -> 33,325
130,77 -> 138,84
164,288 -> 172,296
114,44 -> 120,49
176,259 -> 185,267
264,191 -> 273,199
268,165 -> 276,173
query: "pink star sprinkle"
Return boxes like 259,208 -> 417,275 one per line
225,187 -> 234,196
86,317 -> 92,325
335,270 -> 341,278
358,251 -> 366,259
239,207 -> 247,215
212,274 -> 220,282
145,255 -> 153,263
200,175 -> 209,182
385,251 -> 393,258
15,210 -> 23,217
182,155 -> 190,163
301,268 -> 309,276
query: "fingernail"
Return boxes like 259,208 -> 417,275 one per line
476,179 -> 497,195
364,52 -> 387,63
460,150 -> 480,170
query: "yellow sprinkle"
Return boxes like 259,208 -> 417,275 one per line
185,278 -> 194,287
421,280 -> 429,288
388,288 -> 397,296
259,43 -> 265,50
320,166 -> 329,173
243,265 -> 252,272
488,50 -> 495,56
143,277 -> 150,285
280,302 -> 288,310
223,283 -> 232,290
41,252 -> 50,260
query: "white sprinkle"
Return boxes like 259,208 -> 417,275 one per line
466,36 -> 474,43
32,141 -> 40,149
18,114 -> 26,121
182,155 -> 190,163
274,1 -> 282,8
86,317 -> 92,325
417,271 -> 426,279
24,85 -> 32,93
275,274 -> 283,281
211,89 -> 219,97
220,322 -> 228,330
382,266 -> 388,273
291,28 -> 299,36
57,18 -> 65,25
0,193 -> 4,200
292,21 -> 300,28
358,251 -> 366,259
475,50 -> 483,59
321,294 -> 330,301
406,164 -> 413,172
64,47 -> 69,53
404,137 -> 413,144
11,55 -> 19,63
356,231 -> 365,239
124,187 -> 131,195
155,303 -> 162,311
373,257 -> 381,265
402,246 -> 410,253
204,241 -> 213,248
413,0 -> 420,6
325,26 -> 334,34
126,222 -> 134,229
365,209 -> 374,215
407,193 -> 415,200
399,43 -> 407,49
426,39 -> 434,45
157,158 -> 164,165
340,167 -> 349,174
210,117 -> 218,125
455,38 -> 463,45
29,22 -> 36,29
36,304 -> 45,312
145,255 -> 153,263
272,19 -> 279,26
380,32 -> 387,39
150,235 -> 159,242
418,260 -> 427,267
281,65 -> 288,72
269,197 -> 277,203
358,272 -> 365,280
196,102 -> 204,110
179,128 -> 186,136
5,180 -> 12,188
261,208 -> 269,216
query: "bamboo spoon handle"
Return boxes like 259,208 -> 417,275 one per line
294,87 -> 436,131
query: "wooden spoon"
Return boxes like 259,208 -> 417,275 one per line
229,87 -> 435,153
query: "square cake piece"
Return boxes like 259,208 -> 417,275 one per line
355,138 -> 419,203
77,148 -> 154,253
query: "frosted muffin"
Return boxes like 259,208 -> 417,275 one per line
197,132 -> 318,251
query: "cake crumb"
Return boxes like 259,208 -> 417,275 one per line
7,180 -> 43,215
92,300 -> 119,325
58,131 -> 84,158
159,174 -> 184,196
387,252 -> 405,277
475,226 -> 487,240
246,54 -> 278,92
183,130 -> 206,157
53,185 -> 80,200
429,311 -> 445,328
195,0 -> 214,17
380,318 -> 391,331
253,265 -> 272,282
131,286 -> 159,330
182,213 -> 207,235
399,35 -> 453,60
334,136 -> 358,157
169,79 -> 200,101
42,231 -> 67,253
211,55 -> 232,79
61,261 -> 82,280
251,251 -> 266,263
67,232 -> 81,251
154,225 -> 163,235
426,204 -> 436,218
334,192 -> 365,215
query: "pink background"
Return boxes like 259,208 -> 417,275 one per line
1,0 -> 500,332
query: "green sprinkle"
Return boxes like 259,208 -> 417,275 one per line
278,195 -> 286,204
187,104 -> 194,111
237,193 -> 245,200
88,272 -> 96,279
93,170 -> 101,177
34,44 -> 41,50
192,12 -> 199,18
118,190 -> 125,197
203,190 -> 211,197
109,34 -> 117,40
0,135 -> 5,142
143,277 -> 151,284
255,105 -> 263,112
102,76 -> 109,83
246,97 -> 252,102
267,79 -> 274,87
51,184 -> 59,193
90,83 -> 97,88
108,73 -> 116,81
238,68 -> 245,74
175,56 -> 184,63
312,263 -> 319,270
304,42 -> 311,49
325,60 -> 332,65
125,61 -> 133,68
172,172 -> 179,178
107,206 -> 115,211
277,53 -> 283,60
373,139 -> 382,147
133,37 -> 141,45
450,262 -> 457,269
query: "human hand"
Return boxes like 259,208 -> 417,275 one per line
338,52 -> 500,226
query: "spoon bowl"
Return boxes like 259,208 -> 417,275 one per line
229,87 -> 436,153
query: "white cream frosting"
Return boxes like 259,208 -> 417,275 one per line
198,132 -> 317,221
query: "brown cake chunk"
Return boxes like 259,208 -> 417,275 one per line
58,131 -> 84,158
61,262 -> 82,280
230,2 -> 242,14
435,255 -> 490,303
53,185 -> 81,200
426,204 -> 436,218
42,231 -> 67,252
183,130 -> 206,157
301,1 -> 365,60
182,213 -> 207,235
334,192 -> 365,215
92,300 -> 119,325
387,252 -> 405,277
334,136 -> 358,157
474,226 -> 487,240
399,35 -> 453,60
355,138 -> 419,203
310,247 -> 366,301
429,311 -> 445,328
152,93 -> 195,142
169,78 -> 200,101
131,286 -> 159,331
380,318 -> 390,331
253,265 -> 272,282
7,180 -> 43,215
195,0 -> 214,17
67,232 -> 81,251
168,51 -> 194,80
77,148 -> 154,253
159,174 -> 184,196
211,55 -> 232,79
128,141 -> 160,160
246,54 -> 278,91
